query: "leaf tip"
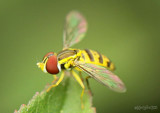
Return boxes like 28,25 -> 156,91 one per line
14,110 -> 18,113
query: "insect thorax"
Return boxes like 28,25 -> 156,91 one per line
57,48 -> 81,69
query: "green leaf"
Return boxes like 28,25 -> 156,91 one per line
15,73 -> 96,113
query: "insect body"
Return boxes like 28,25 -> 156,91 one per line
37,11 -> 126,108
57,48 -> 115,70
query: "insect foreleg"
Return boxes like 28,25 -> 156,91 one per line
72,70 -> 85,109
47,71 -> 65,92
52,75 -> 58,84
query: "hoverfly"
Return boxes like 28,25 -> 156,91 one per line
37,11 -> 126,108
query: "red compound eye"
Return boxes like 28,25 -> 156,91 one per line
43,52 -> 54,59
46,55 -> 60,74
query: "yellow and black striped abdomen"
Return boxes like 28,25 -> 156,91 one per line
79,49 -> 115,71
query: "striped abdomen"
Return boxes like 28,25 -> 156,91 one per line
79,49 -> 115,71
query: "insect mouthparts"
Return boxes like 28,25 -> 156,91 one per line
37,62 -> 43,68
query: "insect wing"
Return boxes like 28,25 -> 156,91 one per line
63,11 -> 87,49
75,62 -> 126,93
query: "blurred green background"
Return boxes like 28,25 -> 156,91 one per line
0,0 -> 160,113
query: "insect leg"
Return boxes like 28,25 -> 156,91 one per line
72,70 -> 85,109
85,76 -> 91,90
47,71 -> 65,92
79,71 -> 84,81
52,75 -> 58,84
85,76 -> 93,96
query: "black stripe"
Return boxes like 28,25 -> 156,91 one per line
43,57 -> 48,63
107,61 -> 111,67
85,49 -> 94,61
82,53 -> 85,60
57,49 -> 76,61
97,52 -> 103,63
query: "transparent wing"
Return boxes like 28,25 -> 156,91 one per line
63,11 -> 88,49
74,61 -> 126,93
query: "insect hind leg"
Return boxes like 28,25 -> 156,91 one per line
85,76 -> 93,96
